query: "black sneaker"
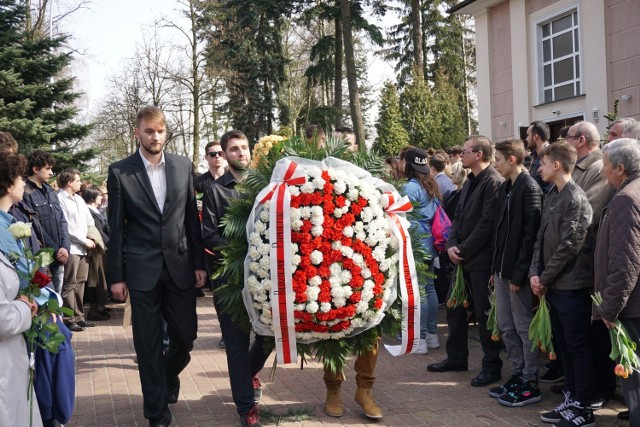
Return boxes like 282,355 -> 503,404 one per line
540,367 -> 564,383
554,402 -> 595,427
498,380 -> 542,407
489,372 -> 523,398
540,391 -> 574,424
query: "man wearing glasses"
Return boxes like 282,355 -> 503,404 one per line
195,141 -> 228,193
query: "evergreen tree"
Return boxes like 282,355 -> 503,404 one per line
431,67 -> 466,148
0,0 -> 93,169
399,73 -> 433,148
374,81 -> 409,156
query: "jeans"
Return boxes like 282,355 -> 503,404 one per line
51,261 -> 64,294
494,274 -> 538,381
445,268 -> 502,373
620,318 -> 640,427
420,260 -> 438,338
214,294 -> 271,416
547,288 -> 593,406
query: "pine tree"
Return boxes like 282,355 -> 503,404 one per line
431,67 -> 467,148
374,82 -> 409,156
399,73 -> 434,148
0,0 -> 93,169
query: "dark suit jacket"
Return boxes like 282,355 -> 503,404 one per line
446,165 -> 503,272
106,151 -> 204,291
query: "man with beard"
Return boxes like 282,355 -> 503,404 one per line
107,106 -> 206,427
526,120 -> 552,194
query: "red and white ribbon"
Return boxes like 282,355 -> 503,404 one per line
255,159 -> 306,364
383,192 -> 421,356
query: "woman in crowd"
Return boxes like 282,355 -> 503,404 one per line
402,148 -> 442,353
81,185 -> 110,321
0,153 -> 43,426
444,161 -> 469,220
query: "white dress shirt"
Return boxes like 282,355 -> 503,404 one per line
139,150 -> 167,213
57,190 -> 95,255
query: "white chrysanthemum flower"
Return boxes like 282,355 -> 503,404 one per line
356,300 -> 369,314
307,286 -> 320,301
249,232 -> 262,246
341,246 -> 354,258
311,205 -> 323,218
291,254 -> 301,267
301,182 -> 315,194
310,214 -> 323,225
361,268 -> 372,279
333,208 -> 344,218
352,253 -> 364,266
249,262 -> 260,273
291,219 -> 303,231
248,247 -> 260,260
300,206 -> 311,219
308,276 -> 322,286
258,243 -> 270,256
330,286 -> 344,298
306,301 -> 319,314
333,297 -> 347,308
255,292 -> 268,303
314,177 -> 326,189
254,221 -> 267,234
290,208 -> 301,221
320,302 -> 332,313
259,209 -> 270,222
342,226 -> 354,238
330,263 -> 342,275
347,188 -> 359,201
247,275 -> 259,287
333,180 -> 347,194
295,303 -> 306,311
351,318 -> 365,328
372,246 -> 386,262
332,241 -> 342,250
361,207 -> 374,223
339,270 -> 352,284
288,185 -> 301,196
310,250 -> 323,265
342,286 -> 353,298
311,225 -> 323,236
355,232 -> 366,242
353,221 -> 364,233
329,276 -> 341,288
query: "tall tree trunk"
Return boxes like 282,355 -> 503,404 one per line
190,0 -> 200,171
411,0 -> 424,79
334,14 -> 343,128
340,0 -> 365,148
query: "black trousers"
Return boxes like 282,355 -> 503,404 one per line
130,264 -> 197,421
445,268 -> 502,373
547,288 -> 593,406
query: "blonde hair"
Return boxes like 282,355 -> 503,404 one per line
450,161 -> 469,188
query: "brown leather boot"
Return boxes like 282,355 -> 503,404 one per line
355,387 -> 383,419
324,388 -> 343,417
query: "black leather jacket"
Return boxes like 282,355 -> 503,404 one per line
529,180 -> 593,290
491,172 -> 543,287
201,170 -> 237,252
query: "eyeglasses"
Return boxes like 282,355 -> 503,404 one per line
565,134 -> 581,140
462,149 -> 480,155
207,151 -> 223,158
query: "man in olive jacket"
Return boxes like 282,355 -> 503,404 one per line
428,135 -> 504,387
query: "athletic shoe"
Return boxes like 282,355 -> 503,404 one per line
426,333 -> 440,349
553,402 -> 595,427
253,376 -> 262,402
240,405 -> 262,427
489,372 -> 523,398
540,391 -> 574,424
415,339 -> 428,354
540,367 -> 564,384
498,380 -> 542,407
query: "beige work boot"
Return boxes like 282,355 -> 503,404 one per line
324,388 -> 343,417
355,387 -> 383,419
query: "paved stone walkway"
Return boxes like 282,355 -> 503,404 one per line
69,293 -> 628,426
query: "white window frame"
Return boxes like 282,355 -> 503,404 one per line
536,5 -> 582,104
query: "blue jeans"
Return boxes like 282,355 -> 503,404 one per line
420,260 -> 438,338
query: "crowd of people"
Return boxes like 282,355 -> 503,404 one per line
1,111 -> 640,427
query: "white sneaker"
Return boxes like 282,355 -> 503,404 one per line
426,333 -> 440,349
415,339 -> 428,354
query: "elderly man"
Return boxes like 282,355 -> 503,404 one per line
594,138 -> 640,426
623,122 -> 640,140
608,117 -> 637,142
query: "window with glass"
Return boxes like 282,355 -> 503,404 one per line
539,10 -> 581,103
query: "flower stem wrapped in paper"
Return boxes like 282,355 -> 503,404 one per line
592,292 -> 640,378
217,136 -> 426,373
528,294 -> 556,360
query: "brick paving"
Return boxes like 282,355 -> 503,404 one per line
69,294 -> 628,426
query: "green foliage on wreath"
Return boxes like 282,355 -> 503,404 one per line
215,134 -> 430,373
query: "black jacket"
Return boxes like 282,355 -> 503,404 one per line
446,165 -> 503,272
201,170 -> 237,251
22,180 -> 70,256
106,151 -> 204,290
89,207 -> 110,247
529,180 -> 593,290
491,172 -> 543,287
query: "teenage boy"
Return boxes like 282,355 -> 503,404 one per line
194,140 -> 227,193
489,140 -> 543,407
23,150 -> 70,293
529,142 -> 594,427
201,130 -> 271,427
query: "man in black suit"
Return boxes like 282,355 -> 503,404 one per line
427,135 -> 504,387
107,106 -> 206,427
